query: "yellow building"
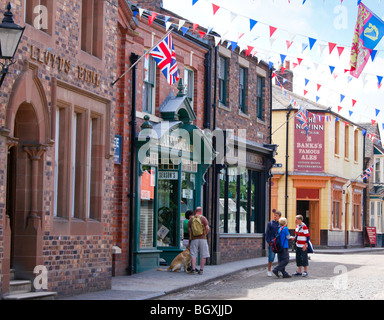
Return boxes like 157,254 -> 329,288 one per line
271,84 -> 366,247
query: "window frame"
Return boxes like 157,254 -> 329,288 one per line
239,66 -> 247,114
218,55 -> 228,106
143,53 -> 156,114
81,0 -> 104,59
257,76 -> 265,120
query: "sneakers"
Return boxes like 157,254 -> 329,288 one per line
293,271 -> 309,277
267,271 -> 273,277
188,269 -> 204,275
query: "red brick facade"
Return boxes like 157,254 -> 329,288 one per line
113,0 -> 210,276
0,0 -> 117,297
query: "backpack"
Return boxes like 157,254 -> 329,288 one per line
270,227 -> 284,253
191,216 -> 205,237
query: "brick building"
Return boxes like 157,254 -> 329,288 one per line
211,40 -> 276,264
113,0 -> 276,273
0,0 -> 117,298
114,0 -> 212,274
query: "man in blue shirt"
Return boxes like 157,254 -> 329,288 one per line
265,210 -> 281,277
272,217 -> 292,279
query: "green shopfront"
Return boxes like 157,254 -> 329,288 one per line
134,92 -> 214,272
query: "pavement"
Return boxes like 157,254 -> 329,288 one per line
59,246 -> 384,300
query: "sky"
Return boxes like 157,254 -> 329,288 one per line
162,0 -> 384,129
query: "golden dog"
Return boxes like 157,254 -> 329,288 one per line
157,248 -> 191,272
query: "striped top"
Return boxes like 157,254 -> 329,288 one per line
295,223 -> 310,248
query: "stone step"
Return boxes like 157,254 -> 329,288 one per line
3,291 -> 57,300
9,280 -> 32,295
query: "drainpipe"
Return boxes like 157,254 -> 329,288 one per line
211,45 -> 218,265
127,52 -> 139,276
285,107 -> 292,218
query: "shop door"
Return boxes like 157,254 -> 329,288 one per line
309,201 -> 320,245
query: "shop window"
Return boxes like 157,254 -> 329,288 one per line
143,53 -> 156,114
257,76 -> 265,120
371,202 -> 376,227
219,56 -> 228,106
157,174 -> 178,247
81,0 -> 104,59
25,0 -> 53,35
139,167 -> 156,249
219,167 -> 261,234
239,67 -> 247,114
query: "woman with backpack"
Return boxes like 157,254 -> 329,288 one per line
272,217 -> 292,279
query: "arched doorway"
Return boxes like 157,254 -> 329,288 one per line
7,102 -> 46,281
4,63 -> 50,283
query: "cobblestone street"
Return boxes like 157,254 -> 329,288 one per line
157,252 -> 384,300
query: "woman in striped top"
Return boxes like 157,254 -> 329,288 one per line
293,215 -> 310,277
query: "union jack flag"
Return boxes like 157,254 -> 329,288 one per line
296,109 -> 309,135
150,34 -> 179,85
361,164 -> 375,179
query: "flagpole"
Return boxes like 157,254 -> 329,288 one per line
111,28 -> 174,87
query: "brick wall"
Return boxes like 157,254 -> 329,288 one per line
215,47 -> 271,145
219,236 -> 263,264
0,0 -> 118,297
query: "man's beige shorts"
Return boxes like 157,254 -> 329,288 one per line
190,239 -> 210,258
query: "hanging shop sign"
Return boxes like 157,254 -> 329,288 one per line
294,112 -> 325,172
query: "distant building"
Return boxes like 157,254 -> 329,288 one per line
272,64 -> 366,247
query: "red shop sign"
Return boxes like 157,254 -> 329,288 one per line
365,227 -> 377,246
294,112 -> 325,173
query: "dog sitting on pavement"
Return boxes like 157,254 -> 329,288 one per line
157,248 -> 191,272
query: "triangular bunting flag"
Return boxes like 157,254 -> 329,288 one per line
308,37 -> 317,50
337,46 -> 344,57
198,30 -> 205,39
250,19 -> 258,31
181,26 -> 188,36
286,40 -> 293,50
269,26 -> 277,37
352,99 -> 357,107
192,0 -> 199,5
329,42 -> 337,54
148,12 -> 157,26
297,58 -> 303,65
178,19 -> 185,30
280,54 -> 287,65
212,4 -> 220,15
193,23 -> 199,34
329,66 -> 335,74
376,108 -> 381,117
317,84 -> 321,91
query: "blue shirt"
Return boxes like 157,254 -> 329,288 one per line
279,226 -> 290,249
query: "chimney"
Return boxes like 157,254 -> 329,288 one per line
275,60 -> 293,92
136,0 -> 163,12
